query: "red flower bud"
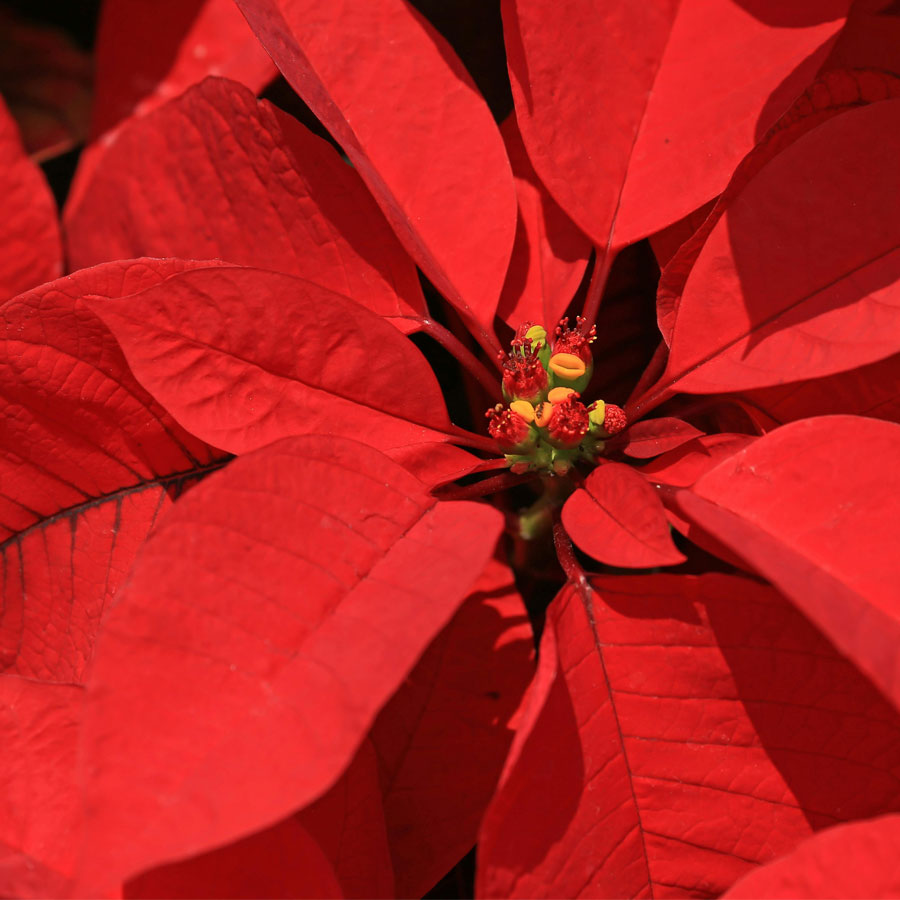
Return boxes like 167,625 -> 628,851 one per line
546,395 -> 590,449
486,404 -> 533,450
552,315 -> 596,364
501,337 -> 549,403
602,404 -> 628,436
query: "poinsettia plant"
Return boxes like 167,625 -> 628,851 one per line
3,0 -> 900,897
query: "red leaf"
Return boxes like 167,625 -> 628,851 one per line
126,740 -> 393,899
640,433 -> 757,562
648,200 -> 716,270
89,0 -> 275,138
496,116 -> 590,332
621,417 -> 705,459
562,462 -> 685,568
639,433 -> 757,488
127,561 -> 532,900
124,818 -> 343,899
298,739 -> 394,898
1,259 -> 222,546
743,353 -> 900,425
0,680 -> 85,898
0,95 -> 61,301
76,435 -> 503,892
640,99 -> 900,407
724,816 -> 900,899
385,443 -> 483,488
234,0 -> 517,333
371,557 -> 534,897
0,8 -> 92,161
477,573 -> 900,898
655,68 -> 900,347
84,266 -> 453,455
824,0 -> 900,74
0,260 -> 224,897
66,78 -> 425,324
677,416 -> 900,707
503,0 -> 849,253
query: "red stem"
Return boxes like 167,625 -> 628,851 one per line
445,424 -> 503,454
466,456 -> 511,474
624,382 -> 676,422
430,456 -> 509,494
406,317 -> 501,400
468,318 -> 505,372
552,518 -> 594,603
581,246 -> 616,331
432,470 -> 539,501
624,339 -> 669,415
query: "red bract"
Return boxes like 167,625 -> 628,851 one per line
0,95 -> 61,301
723,815 -> 900,898
83,266 -> 453,454
234,0 -> 518,342
503,0 -> 853,302
0,7 -> 91,161
0,259 -> 225,896
74,435 -> 503,893
4,1 -> 900,897
66,78 -> 426,325
89,0 -> 275,139
478,575 -> 900,897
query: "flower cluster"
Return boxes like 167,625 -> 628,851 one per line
488,317 -> 626,474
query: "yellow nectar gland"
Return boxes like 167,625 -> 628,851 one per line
548,352 -> 586,381
533,401 -> 553,428
548,387 -> 576,405
509,399 -> 536,422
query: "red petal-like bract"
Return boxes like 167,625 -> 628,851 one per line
126,739 -> 393,898
679,415 -> 900,707
503,0 -> 849,253
90,0 -> 275,138
0,259 -> 224,548
496,116 -> 591,331
371,557 -> 533,897
66,77 -> 425,324
744,352 -> 900,425
386,443 -> 483,489
293,739 -> 395,898
0,259 -> 223,898
235,0 -> 517,333
128,558 -> 532,899
646,100 -> 900,404
85,266 -> 452,454
125,815 -> 346,899
725,815 -> 900,899
562,463 -> 685,568
0,8 -> 91,160
0,95 -> 61,301
76,435 -> 502,892
640,433 -> 758,488
621,417 -> 705,459
655,68 -> 900,346
825,0 -> 900,73
478,574 -> 900,898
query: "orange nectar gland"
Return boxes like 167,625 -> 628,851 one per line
487,320 -> 627,474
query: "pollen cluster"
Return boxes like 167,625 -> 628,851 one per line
487,319 -> 626,474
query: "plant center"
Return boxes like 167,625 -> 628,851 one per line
487,317 -> 627,475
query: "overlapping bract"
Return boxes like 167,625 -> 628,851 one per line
2,0 -> 900,897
